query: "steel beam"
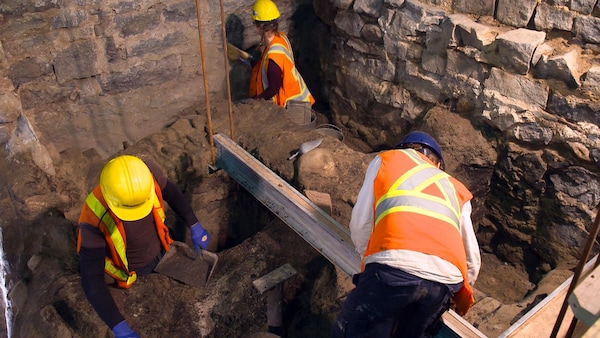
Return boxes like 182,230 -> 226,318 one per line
213,133 -> 360,276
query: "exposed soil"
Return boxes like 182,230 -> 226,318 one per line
1,98 -> 572,338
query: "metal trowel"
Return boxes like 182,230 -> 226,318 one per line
154,241 -> 218,288
287,138 -> 323,161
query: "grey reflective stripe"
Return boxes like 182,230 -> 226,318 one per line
281,34 -> 295,62
375,150 -> 461,229
262,40 -> 312,103
262,44 -> 293,90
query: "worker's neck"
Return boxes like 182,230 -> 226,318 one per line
264,31 -> 275,43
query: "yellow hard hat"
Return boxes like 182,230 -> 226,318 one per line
100,155 -> 155,221
251,0 -> 280,22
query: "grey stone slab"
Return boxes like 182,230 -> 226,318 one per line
496,0 -> 537,28
496,28 -> 546,75
353,0 -> 385,17
453,0 -> 494,16
533,3 -> 576,32
484,67 -> 549,110
574,16 -> 600,44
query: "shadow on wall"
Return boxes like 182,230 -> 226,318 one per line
226,14 -> 253,101
289,4 -> 331,115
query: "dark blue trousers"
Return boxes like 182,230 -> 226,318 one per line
331,263 -> 460,338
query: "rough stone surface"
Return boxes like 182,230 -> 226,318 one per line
495,0 -> 537,28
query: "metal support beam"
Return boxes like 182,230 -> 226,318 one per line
212,132 -> 486,338
214,133 -> 360,276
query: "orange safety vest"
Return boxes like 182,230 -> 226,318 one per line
249,33 -> 315,108
364,149 -> 475,315
77,179 -> 173,289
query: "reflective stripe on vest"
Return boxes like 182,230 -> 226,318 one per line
84,187 -> 165,283
260,35 -> 313,105
368,149 -> 475,315
375,150 -> 461,231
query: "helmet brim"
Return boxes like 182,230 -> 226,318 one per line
107,191 -> 155,221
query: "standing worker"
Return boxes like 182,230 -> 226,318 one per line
247,0 -> 315,112
77,155 -> 210,338
331,131 -> 481,337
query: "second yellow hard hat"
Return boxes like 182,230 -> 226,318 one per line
100,155 -> 155,221
251,0 -> 280,22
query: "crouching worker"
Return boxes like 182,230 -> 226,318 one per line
248,0 -> 315,110
331,131 -> 481,338
77,155 -> 210,337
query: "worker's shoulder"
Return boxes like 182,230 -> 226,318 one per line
143,159 -> 168,187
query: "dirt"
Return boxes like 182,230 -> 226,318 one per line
1,98 -> 571,337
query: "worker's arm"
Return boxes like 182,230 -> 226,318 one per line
79,223 -> 125,329
349,155 -> 381,256
145,161 -> 199,226
145,160 -> 208,251
253,59 -> 282,101
459,201 -> 481,286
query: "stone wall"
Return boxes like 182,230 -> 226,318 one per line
0,0 -> 302,160
314,0 -> 600,269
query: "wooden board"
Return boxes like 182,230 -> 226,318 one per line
499,256 -> 598,338
252,263 -> 298,294
569,263 -> 600,326
304,190 -> 333,216
581,316 -> 600,337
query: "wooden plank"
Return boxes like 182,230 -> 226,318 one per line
581,316 -> 600,337
304,190 -> 333,216
499,255 -> 598,338
442,310 -> 487,338
252,264 -> 298,294
569,263 -> 600,326
213,133 -> 487,338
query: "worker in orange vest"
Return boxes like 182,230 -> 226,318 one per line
77,155 -> 210,337
247,0 -> 315,110
331,131 -> 481,337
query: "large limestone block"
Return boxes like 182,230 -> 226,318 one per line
534,49 -> 583,88
570,0 -> 596,14
484,67 -> 549,111
455,17 -> 499,51
533,3 -> 576,31
495,28 -> 546,75
496,0 -> 537,28
582,65 -> 600,97
453,0 -> 494,16
574,15 -> 600,44
353,0 -> 384,17
53,40 -> 99,84
334,10 -> 364,38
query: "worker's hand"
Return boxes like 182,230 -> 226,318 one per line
238,56 -> 252,67
190,222 -> 210,252
112,320 -> 140,338
227,42 -> 251,62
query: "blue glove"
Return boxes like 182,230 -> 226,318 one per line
112,320 -> 140,338
238,56 -> 252,67
190,222 -> 210,252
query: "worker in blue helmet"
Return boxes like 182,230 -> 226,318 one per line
396,130 -> 445,170
332,131 -> 481,337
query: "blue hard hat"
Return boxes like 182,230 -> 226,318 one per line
396,131 -> 444,163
